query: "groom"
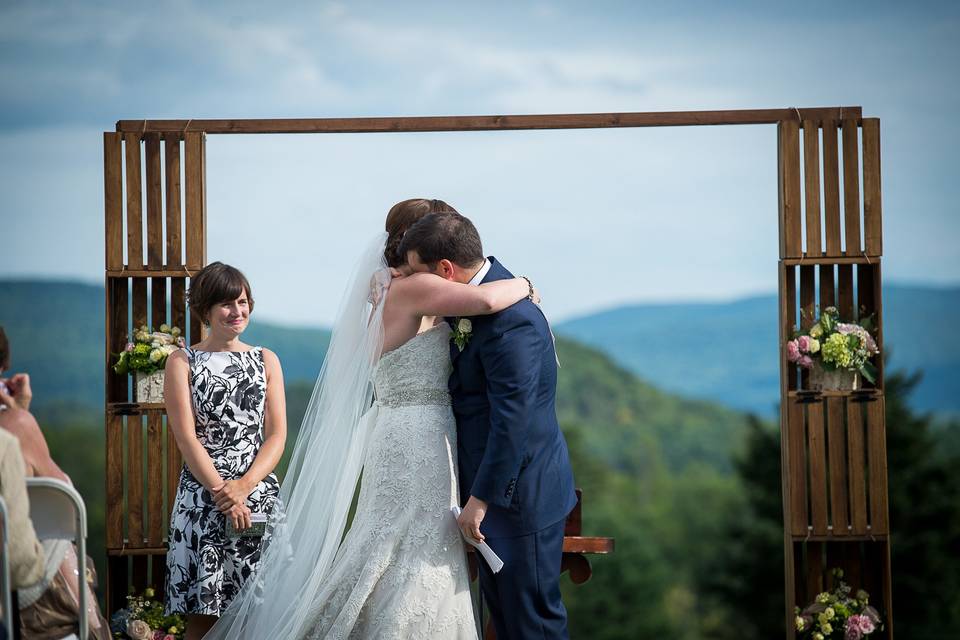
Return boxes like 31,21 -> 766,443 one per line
399,211 -> 578,639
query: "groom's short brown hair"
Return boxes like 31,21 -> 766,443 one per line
398,212 -> 484,268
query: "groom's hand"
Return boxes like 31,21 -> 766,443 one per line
457,496 -> 488,543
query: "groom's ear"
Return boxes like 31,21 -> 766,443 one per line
436,259 -> 457,281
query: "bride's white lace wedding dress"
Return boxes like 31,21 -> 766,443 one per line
303,323 -> 479,639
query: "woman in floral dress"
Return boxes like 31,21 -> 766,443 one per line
163,262 -> 287,640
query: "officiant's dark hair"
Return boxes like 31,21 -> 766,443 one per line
398,211 -> 484,268
187,262 -> 255,323
384,198 -> 458,267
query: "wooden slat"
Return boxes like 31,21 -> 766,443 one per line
841,119 -> 862,255
866,397 -> 889,534
783,256 -> 874,266
564,489 -> 583,536
145,134 -> 163,267
128,415 -> 145,546
171,278 -> 186,338
132,278 -> 148,334
146,412 -> 163,546
857,263 -> 875,324
837,264 -> 854,319
151,278 -> 167,331
165,137 -> 183,267
124,134 -> 144,269
788,399 -> 808,535
799,266 -> 816,330
862,119 -> 882,256
105,413 -> 124,549
107,267 -> 193,278
783,265 -> 797,390
184,132 -> 206,271
799,265 -> 815,388
107,279 -> 129,403
131,555 -> 149,592
792,545 -> 805,606
115,107 -> 864,134
807,401 -> 828,535
166,419 -> 182,541
104,133 -> 124,270
106,556 -> 128,613
871,261 -> 885,387
822,122 -> 842,256
779,120 -> 802,258
561,537 -> 615,554
151,554 -> 167,593
826,397 -> 849,536
803,120 -> 823,255
819,264 -> 836,318
806,541 -> 824,600
847,400 -> 869,534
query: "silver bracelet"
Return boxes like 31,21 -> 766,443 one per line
520,276 -> 535,300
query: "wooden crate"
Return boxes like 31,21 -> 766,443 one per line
103,131 -> 206,610
778,118 -> 892,638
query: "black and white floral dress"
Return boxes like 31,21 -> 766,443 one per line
165,346 -> 281,616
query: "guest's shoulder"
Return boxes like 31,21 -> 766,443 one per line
259,347 -> 283,372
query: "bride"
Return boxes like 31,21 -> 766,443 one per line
203,199 -> 535,639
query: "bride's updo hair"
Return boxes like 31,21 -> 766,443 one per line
384,198 -> 458,267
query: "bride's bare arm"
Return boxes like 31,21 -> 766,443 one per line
392,272 -> 531,318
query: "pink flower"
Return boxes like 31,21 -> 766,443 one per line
857,615 -> 876,633
127,619 -> 153,640
846,623 -> 863,640
787,340 -> 801,362
125,342 -> 135,352
798,355 -> 814,369
153,631 -> 167,640
164,636 -> 176,640
797,335 -> 811,352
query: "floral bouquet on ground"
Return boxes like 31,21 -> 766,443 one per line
796,569 -> 883,640
113,324 -> 185,376
787,306 -> 880,387
110,587 -> 185,640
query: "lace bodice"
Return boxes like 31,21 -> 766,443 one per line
374,324 -> 452,401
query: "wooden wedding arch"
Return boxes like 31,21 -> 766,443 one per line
102,107 -> 892,638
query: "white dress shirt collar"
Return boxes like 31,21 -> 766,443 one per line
467,259 -> 491,286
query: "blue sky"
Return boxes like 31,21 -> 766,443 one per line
1,1 -> 958,325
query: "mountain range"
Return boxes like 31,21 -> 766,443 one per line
1,279 -> 955,418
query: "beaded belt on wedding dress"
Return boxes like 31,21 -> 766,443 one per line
376,387 -> 451,409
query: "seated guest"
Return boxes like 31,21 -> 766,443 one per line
0,326 -> 110,640
0,429 -> 45,590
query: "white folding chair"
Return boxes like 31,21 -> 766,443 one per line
0,495 -> 13,640
25,479 -> 87,640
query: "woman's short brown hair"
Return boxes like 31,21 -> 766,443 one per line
384,198 -> 458,267
188,262 -> 255,323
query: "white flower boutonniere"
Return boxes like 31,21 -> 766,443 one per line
452,318 -> 473,351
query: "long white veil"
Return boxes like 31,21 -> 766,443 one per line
204,233 -> 389,639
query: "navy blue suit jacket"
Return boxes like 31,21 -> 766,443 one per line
449,257 -> 577,537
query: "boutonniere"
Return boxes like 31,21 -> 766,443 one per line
452,318 -> 473,351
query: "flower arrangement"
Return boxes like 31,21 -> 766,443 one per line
795,569 -> 883,639
113,324 -> 185,376
110,587 -> 184,640
787,306 -> 879,385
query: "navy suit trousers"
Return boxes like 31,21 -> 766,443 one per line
478,517 -> 569,640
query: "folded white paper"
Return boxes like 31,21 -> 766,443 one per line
450,506 -> 504,574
